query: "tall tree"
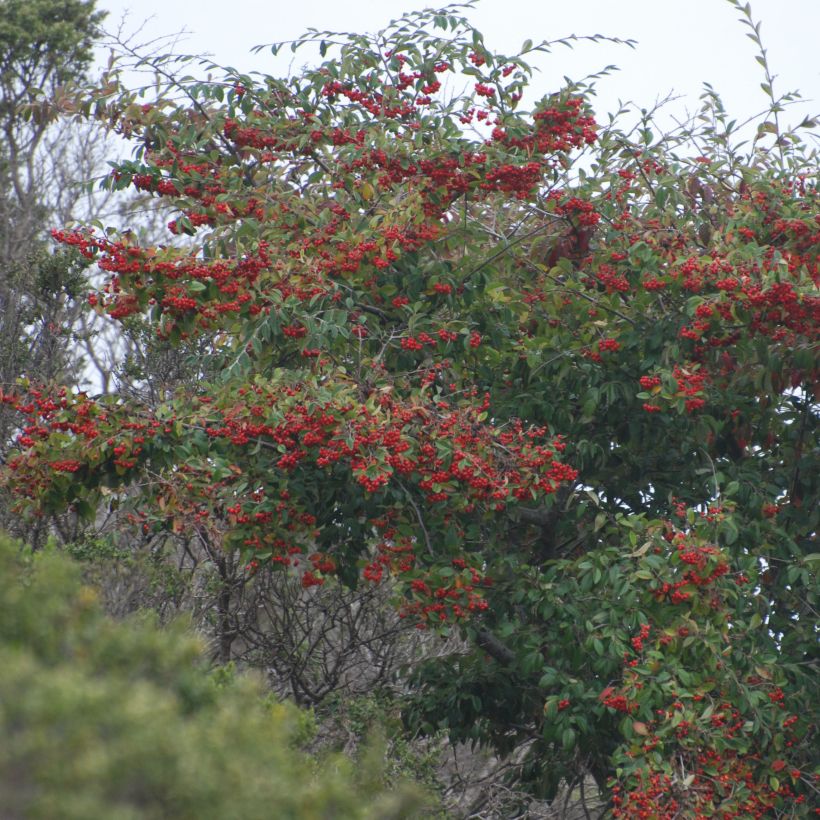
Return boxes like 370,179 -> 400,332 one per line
0,0 -> 107,535
0,0 -> 106,391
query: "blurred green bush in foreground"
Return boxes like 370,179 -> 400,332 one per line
0,533 -> 424,819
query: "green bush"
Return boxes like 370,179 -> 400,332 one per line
0,534 -> 424,819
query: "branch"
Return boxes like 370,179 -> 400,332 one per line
474,628 -> 516,665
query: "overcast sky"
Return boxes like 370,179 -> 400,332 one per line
96,0 -> 818,135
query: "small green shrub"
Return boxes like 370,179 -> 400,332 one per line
0,534 -> 425,819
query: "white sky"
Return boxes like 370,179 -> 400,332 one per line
96,0 -> 818,136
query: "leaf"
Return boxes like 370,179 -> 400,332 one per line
630,541 -> 652,557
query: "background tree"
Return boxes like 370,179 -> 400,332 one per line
0,0 -> 106,382
0,0 -> 108,540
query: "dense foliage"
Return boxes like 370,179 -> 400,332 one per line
0,533 -> 424,818
1,1 -> 817,815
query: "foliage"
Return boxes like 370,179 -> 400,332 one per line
1,1 -> 817,815
0,0 -> 103,90
0,0 -> 104,289
0,532 -> 425,818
